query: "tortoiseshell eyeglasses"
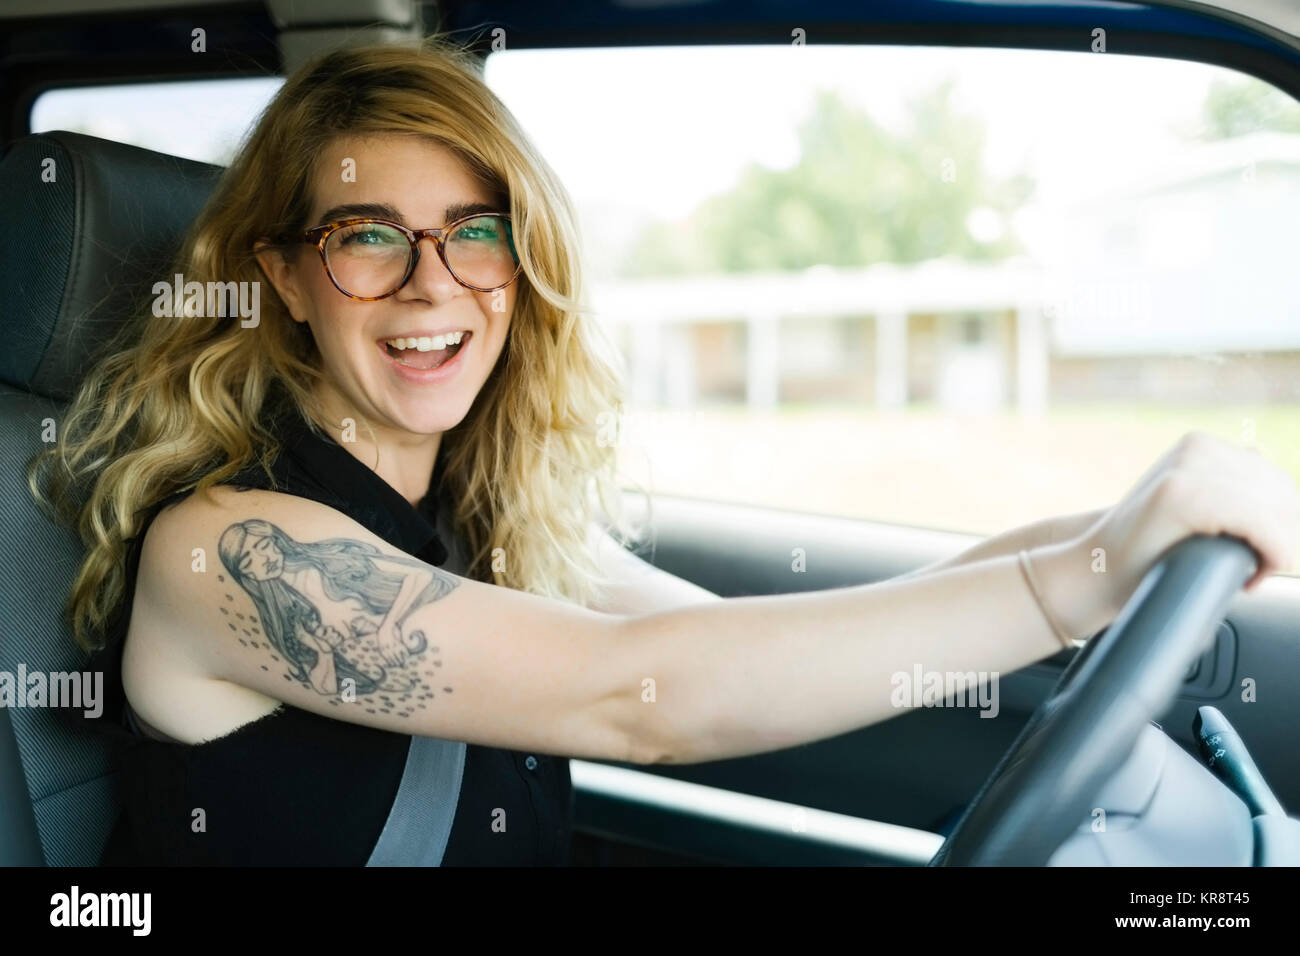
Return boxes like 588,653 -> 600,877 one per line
288,213 -> 521,300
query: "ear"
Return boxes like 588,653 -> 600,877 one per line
254,240 -> 310,324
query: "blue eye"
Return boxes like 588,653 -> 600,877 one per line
332,223 -> 407,251
451,217 -> 506,243
341,228 -> 396,246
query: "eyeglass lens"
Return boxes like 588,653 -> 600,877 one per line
323,217 -> 517,296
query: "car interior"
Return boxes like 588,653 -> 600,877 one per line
2,0 -> 1299,869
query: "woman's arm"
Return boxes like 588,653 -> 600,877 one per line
890,508 -> 1107,583
615,540 -> 1110,764
587,524 -> 722,615
586,509 -> 1105,609
620,430 -> 1300,765
146,431 -> 1296,768
151,486 -> 1092,765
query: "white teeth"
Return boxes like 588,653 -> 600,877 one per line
384,331 -> 468,351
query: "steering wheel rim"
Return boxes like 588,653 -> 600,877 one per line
930,533 -> 1258,866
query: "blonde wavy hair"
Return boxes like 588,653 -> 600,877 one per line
29,35 -> 645,653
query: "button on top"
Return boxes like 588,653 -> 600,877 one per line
524,755 -> 538,771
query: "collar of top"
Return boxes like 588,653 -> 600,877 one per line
270,402 -> 451,568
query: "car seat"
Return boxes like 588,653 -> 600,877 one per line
0,130 -> 221,864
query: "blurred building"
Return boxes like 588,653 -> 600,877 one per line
594,131 -> 1300,411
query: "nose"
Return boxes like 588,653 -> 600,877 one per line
399,235 -> 464,302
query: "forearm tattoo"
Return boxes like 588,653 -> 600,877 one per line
216,519 -> 459,716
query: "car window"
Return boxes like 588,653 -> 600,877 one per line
30,77 -> 283,165
485,45 -> 1300,572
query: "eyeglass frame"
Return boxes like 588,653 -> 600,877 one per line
284,212 -> 522,300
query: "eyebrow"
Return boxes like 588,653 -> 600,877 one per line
313,201 -> 503,227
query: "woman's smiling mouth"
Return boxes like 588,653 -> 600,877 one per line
377,330 -> 473,382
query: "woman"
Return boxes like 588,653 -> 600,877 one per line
28,36 -> 1299,865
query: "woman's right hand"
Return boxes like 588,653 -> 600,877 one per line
1060,431 -> 1300,627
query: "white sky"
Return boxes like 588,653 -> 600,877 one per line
483,44 -> 1254,217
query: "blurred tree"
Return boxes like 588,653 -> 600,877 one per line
620,80 -> 1035,276
1201,76 -> 1300,139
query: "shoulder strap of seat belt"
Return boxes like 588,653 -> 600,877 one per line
366,497 -> 470,866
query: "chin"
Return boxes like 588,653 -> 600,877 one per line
389,395 -> 474,435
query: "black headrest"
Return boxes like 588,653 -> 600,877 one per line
0,131 -> 222,402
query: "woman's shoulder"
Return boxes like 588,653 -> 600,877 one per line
134,484 -> 311,605
144,481 -> 311,543
132,449 -> 293,554
123,484 -> 348,739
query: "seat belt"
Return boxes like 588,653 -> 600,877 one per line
366,498 -> 469,866
364,734 -> 466,866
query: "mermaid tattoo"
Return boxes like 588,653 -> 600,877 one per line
217,519 -> 459,698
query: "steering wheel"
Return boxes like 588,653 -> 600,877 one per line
930,533 -> 1258,866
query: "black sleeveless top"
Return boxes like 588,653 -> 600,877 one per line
91,400 -> 574,865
